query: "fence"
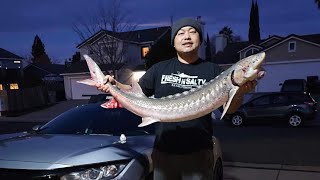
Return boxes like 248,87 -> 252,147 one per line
0,86 -> 49,116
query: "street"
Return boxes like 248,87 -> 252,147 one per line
1,120 -> 320,167
213,122 -> 320,166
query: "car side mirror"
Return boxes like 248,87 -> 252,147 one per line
279,83 -> 283,86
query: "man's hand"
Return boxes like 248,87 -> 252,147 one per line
96,75 -> 116,93
236,69 -> 265,96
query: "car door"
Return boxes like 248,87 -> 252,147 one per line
244,95 -> 273,119
270,94 -> 289,118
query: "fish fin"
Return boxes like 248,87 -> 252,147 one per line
83,54 -> 105,84
138,117 -> 160,127
101,98 -> 123,108
77,79 -> 96,86
122,81 -> 147,98
221,86 -> 240,120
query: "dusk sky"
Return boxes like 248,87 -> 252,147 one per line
0,0 -> 319,64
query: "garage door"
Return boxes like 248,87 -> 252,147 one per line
257,60 -> 320,92
70,77 -> 102,99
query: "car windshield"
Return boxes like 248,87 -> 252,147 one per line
37,105 -> 155,136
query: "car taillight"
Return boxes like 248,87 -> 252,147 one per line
101,97 -> 123,108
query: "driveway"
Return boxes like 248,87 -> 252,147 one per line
0,100 -> 88,123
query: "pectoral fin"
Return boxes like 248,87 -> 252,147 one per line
138,117 -> 160,127
77,79 -> 96,86
221,86 -> 240,120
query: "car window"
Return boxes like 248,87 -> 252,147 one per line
272,94 -> 288,104
287,93 -> 313,103
37,105 -> 155,136
251,96 -> 270,106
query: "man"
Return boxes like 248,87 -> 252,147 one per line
97,17 -> 263,180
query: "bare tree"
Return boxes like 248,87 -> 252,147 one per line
73,0 -> 137,76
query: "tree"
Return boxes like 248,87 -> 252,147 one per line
219,26 -> 234,43
71,52 -> 81,64
205,33 -> 212,61
73,0 -> 136,76
316,0 -> 320,8
31,35 -> 51,64
248,0 -> 261,42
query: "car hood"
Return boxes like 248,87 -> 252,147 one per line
0,133 -> 154,170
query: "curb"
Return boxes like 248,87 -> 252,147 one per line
223,161 -> 320,173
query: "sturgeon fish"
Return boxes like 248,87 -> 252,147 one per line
78,52 -> 266,127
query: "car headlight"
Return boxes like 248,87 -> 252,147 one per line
60,164 -> 126,180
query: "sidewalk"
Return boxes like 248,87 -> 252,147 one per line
1,100 -> 320,179
224,162 -> 320,180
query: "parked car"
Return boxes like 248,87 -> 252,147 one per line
0,103 -> 223,180
224,92 -> 318,127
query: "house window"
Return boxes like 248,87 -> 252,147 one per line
141,46 -> 150,58
10,83 -> 19,90
288,41 -> 296,52
0,84 -> 3,90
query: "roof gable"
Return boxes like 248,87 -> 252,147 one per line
263,34 -> 320,52
24,63 -> 66,77
259,35 -> 282,46
77,26 -> 170,48
214,33 -> 320,65
0,48 -> 23,60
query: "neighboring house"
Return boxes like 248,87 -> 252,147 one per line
213,33 -> 320,92
23,63 -> 66,101
64,18 -> 207,100
0,48 -> 24,90
77,26 -> 172,70
61,61 -> 123,100
61,27 -> 172,100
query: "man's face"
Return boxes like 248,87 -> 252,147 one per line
173,26 -> 201,54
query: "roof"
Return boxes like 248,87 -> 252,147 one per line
0,48 -> 23,59
77,26 -> 171,48
213,41 -> 251,64
24,63 -> 66,77
214,33 -> 320,65
63,60 -> 124,74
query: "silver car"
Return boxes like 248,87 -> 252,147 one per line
0,103 -> 223,180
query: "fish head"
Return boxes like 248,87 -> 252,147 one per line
76,55 -> 105,86
233,52 -> 266,86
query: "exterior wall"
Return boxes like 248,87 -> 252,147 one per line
265,39 -> 320,63
0,59 -> 22,69
257,60 -> 320,92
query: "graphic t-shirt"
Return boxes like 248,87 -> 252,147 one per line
138,57 -> 224,154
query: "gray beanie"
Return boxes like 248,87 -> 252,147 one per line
171,18 -> 203,45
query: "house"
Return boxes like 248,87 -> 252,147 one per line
23,63 -> 66,101
0,48 -> 24,90
60,27 -> 172,100
213,33 -> 320,92
63,18 -> 207,100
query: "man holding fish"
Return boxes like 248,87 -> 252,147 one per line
95,18 -> 266,180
